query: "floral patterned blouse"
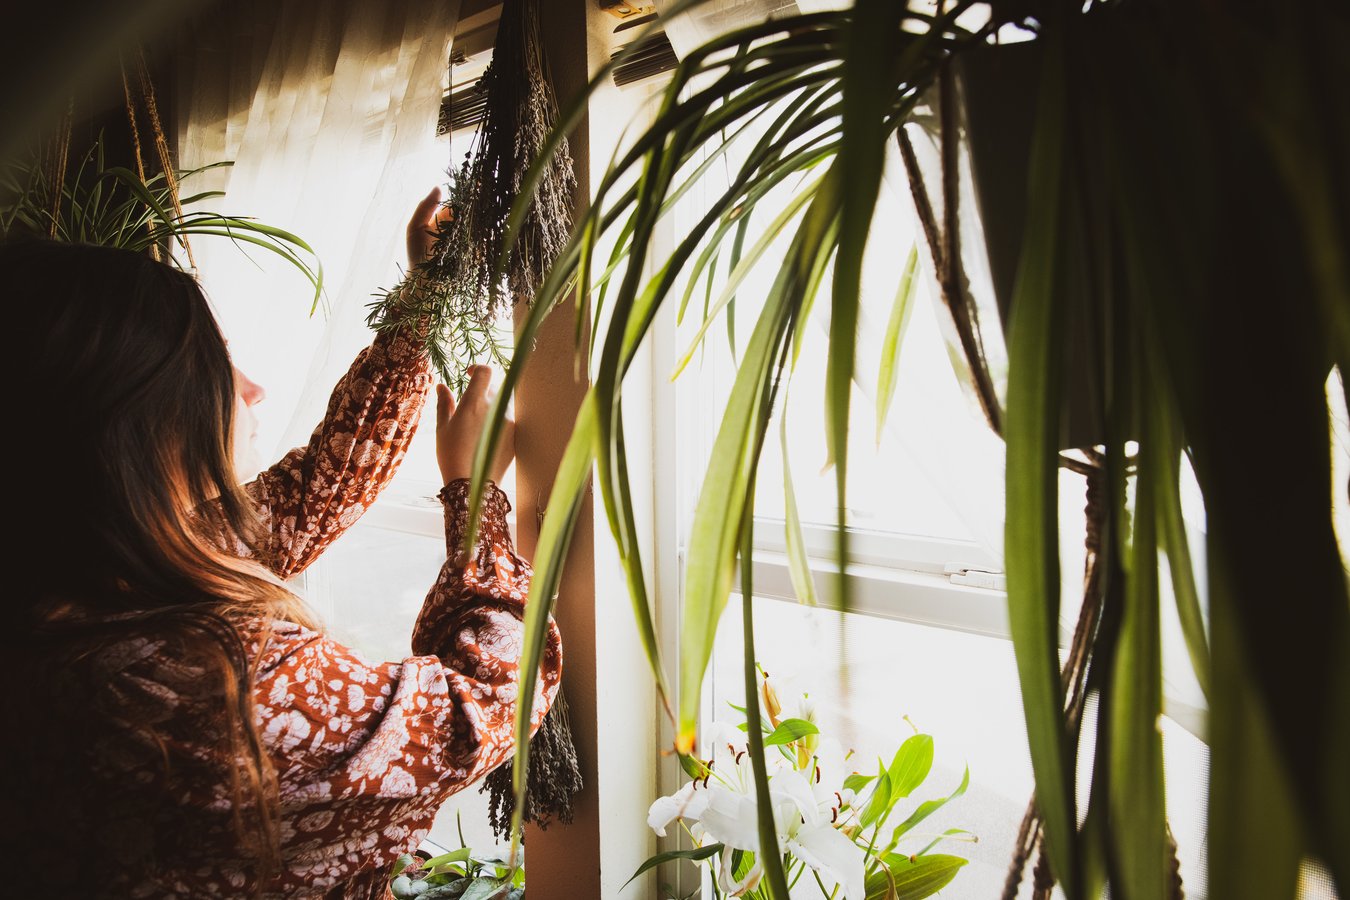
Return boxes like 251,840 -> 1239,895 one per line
98,324 -> 560,898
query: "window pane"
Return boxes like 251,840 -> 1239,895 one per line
707,595 -> 1218,898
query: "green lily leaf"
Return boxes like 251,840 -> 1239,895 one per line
623,843 -> 723,891
762,717 -> 821,746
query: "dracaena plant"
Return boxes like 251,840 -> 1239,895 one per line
0,133 -> 323,309
458,1 -> 1350,898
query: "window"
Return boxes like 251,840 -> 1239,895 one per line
650,95 -> 1218,897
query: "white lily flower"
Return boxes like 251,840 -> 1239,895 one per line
644,720 -> 866,900
647,779 -> 711,837
775,769 -> 868,900
718,846 -> 764,896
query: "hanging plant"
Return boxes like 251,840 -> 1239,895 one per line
0,134 -> 323,309
2,47 -> 324,309
458,0 -> 1350,898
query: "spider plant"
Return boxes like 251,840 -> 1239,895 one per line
460,1 -> 1349,897
1,134 -> 323,310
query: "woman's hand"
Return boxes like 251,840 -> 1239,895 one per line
435,365 -> 515,485
407,186 -> 453,268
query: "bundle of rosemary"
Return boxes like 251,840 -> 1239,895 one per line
366,170 -> 508,392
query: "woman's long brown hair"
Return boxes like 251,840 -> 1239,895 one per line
1,240 -> 319,891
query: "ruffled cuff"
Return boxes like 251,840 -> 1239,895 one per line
438,478 -> 513,563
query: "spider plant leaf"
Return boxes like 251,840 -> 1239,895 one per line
1001,25 -> 1080,899
781,408 -> 818,607
177,190 -> 227,206
1151,397 -> 1209,699
671,172 -> 824,379
826,0 -> 903,619
502,7 -> 846,265
679,166 -> 839,750
1207,607 -> 1303,900
105,166 -> 176,229
608,401 -> 672,707
505,391 -> 599,862
876,243 -> 919,438
1109,401 -> 1166,900
741,420 -> 793,899
726,213 -> 749,359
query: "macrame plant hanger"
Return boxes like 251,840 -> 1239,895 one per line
899,60 -> 1186,900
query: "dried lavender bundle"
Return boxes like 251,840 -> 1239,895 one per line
458,0 -> 576,316
481,690 -> 582,840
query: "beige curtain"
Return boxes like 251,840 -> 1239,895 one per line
175,1 -> 461,458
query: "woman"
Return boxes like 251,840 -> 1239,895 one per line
1,192 -> 560,898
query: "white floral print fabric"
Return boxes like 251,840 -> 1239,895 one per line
97,324 -> 561,899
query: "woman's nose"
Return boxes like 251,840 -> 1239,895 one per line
234,366 -> 266,407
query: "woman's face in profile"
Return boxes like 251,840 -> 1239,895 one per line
233,366 -> 266,482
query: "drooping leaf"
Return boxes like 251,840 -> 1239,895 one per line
1000,23 -> 1080,898
623,843 -> 724,891
781,408 -> 819,606
876,243 -> 920,436
1108,391 -> 1167,900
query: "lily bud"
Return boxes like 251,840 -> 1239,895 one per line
761,676 -> 783,726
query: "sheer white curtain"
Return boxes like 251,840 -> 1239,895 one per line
175,1 -> 460,458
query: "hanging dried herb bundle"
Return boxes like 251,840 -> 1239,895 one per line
459,0 -> 576,314
366,168 -> 508,392
367,0 -> 574,388
465,0 -> 582,837
481,689 -> 580,839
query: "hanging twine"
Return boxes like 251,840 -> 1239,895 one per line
897,86 -> 1003,437
1168,823 -> 1185,900
1030,837 -> 1056,900
120,56 -> 157,262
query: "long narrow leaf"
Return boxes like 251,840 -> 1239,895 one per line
1109,402 -> 1166,900
876,243 -> 919,437
1001,24 -> 1080,899
504,393 -> 599,865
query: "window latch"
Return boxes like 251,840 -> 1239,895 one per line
943,564 -> 1007,591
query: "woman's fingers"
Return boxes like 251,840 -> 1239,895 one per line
407,186 -> 444,266
436,382 -> 455,426
410,187 -> 441,230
